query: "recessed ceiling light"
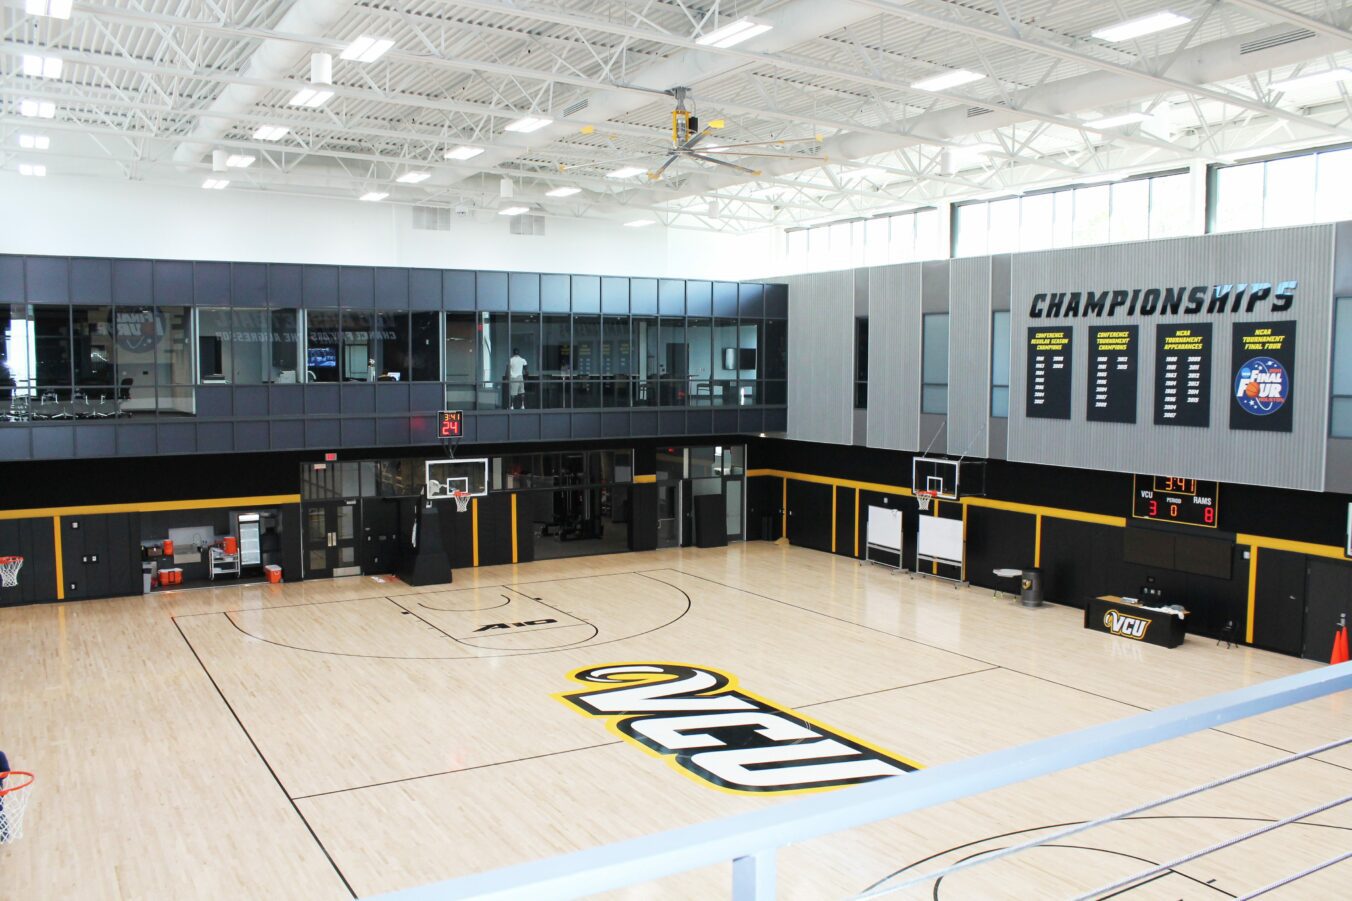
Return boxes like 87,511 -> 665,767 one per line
359,191 -> 388,202
624,219 -> 655,228
289,88 -> 333,108
504,116 -> 552,133
606,166 -> 647,179
201,178 -> 230,190
19,163 -> 46,177
25,1 -> 72,19
696,18 -> 773,49
19,99 -> 56,119
22,55 -> 63,79
546,186 -> 581,197
498,205 -> 530,216
1082,111 -> 1151,128
444,145 -> 485,160
252,125 -> 289,141
340,35 -> 394,63
225,154 -> 255,168
1270,68 -> 1352,91
1092,11 -> 1190,43
911,69 -> 983,92
18,134 -> 50,150
396,171 -> 431,184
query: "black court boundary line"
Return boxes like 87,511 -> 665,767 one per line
386,596 -> 456,639
417,595 -> 511,612
172,617 -> 357,899
658,567 -> 1352,774
935,843 -> 1229,899
290,669 -> 1002,802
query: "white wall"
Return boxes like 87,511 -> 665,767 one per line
0,173 -> 773,281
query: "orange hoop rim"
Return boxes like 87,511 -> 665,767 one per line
0,771 -> 34,796
915,490 -> 939,498
0,555 -> 22,564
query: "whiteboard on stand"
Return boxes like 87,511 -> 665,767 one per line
866,506 -> 903,553
917,516 -> 964,567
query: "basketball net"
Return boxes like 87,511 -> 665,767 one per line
452,491 -> 471,514
0,556 -> 22,589
916,492 -> 935,512
0,771 -> 34,843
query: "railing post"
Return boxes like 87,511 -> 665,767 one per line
732,850 -> 776,900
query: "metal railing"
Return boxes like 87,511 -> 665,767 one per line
367,662 -> 1352,901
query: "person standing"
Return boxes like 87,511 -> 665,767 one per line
506,348 -> 529,409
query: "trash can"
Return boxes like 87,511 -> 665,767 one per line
1020,568 -> 1043,608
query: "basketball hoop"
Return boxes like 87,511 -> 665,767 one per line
916,491 -> 936,512
0,771 -> 34,843
451,490 -> 471,514
0,556 -> 22,589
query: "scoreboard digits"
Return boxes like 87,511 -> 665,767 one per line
438,410 -> 462,439
1132,475 -> 1219,528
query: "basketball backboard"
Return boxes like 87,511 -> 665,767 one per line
426,458 -> 488,501
912,457 -> 985,500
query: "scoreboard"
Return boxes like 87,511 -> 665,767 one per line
1132,475 -> 1219,528
438,410 -> 463,439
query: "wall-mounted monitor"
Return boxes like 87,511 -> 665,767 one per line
307,346 -> 337,369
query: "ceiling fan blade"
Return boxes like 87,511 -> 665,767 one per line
699,139 -> 820,150
711,151 -> 828,161
649,154 -> 681,180
688,153 -> 762,176
558,154 -> 659,173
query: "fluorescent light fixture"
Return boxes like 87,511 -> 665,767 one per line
289,87 -> 333,108
624,219 -> 655,228
22,55 -> 63,79
359,191 -> 388,202
1092,11 -> 1190,43
498,205 -> 529,216
606,166 -> 646,179
18,134 -> 50,150
504,116 -> 552,133
19,163 -> 46,177
225,154 -> 255,168
910,69 -> 983,92
25,1 -> 72,18
340,35 -> 394,63
252,125 -> 289,141
1083,111 -> 1151,128
19,99 -> 56,119
1270,67 -> 1352,91
696,18 -> 773,49
201,178 -> 230,190
396,171 -> 431,184
546,186 -> 581,197
444,145 -> 484,160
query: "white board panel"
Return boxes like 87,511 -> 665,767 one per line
917,517 -> 964,564
866,506 -> 904,552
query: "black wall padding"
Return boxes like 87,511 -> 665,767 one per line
834,487 -> 856,557
694,494 -> 728,548
1299,558 -> 1352,662
745,476 -> 781,541
514,494 -> 536,564
476,494 -> 515,567
1253,549 -> 1306,656
966,507 -> 1037,590
786,480 -> 832,553
0,517 -> 58,606
629,484 -> 658,551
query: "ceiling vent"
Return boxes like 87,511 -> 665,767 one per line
967,106 -> 993,117
1240,29 -> 1315,54
562,98 -> 589,118
412,206 -> 453,231
510,214 -> 546,236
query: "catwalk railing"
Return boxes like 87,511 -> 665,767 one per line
368,663 -> 1352,900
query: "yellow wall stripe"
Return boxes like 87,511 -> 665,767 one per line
1034,514 -> 1043,567
634,474 -> 657,484
831,487 -> 837,554
961,502 -> 969,583
1237,533 -> 1346,560
0,494 -> 302,521
52,515 -> 64,601
781,477 -> 788,540
853,488 -> 860,558
510,494 -> 519,564
471,498 -> 480,567
1246,546 -> 1259,644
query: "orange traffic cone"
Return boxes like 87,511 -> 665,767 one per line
1331,626 -> 1350,666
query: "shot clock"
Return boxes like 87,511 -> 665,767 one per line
1132,475 -> 1219,528
437,410 -> 463,439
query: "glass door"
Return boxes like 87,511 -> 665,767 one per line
303,500 -> 361,578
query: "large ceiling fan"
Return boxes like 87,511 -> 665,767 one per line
561,86 -> 825,181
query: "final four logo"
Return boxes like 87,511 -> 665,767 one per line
1234,356 -> 1289,416
558,663 -> 919,794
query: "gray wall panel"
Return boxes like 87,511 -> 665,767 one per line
866,264 -> 922,451
787,270 -> 855,445
1326,222 -> 1352,492
949,256 -> 992,459
1008,225 -> 1335,491
989,255 -> 1012,459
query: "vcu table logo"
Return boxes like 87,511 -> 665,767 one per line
558,663 -> 919,795
1104,610 -> 1151,640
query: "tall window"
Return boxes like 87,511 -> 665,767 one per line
1332,298 -> 1352,437
784,207 -> 941,274
921,313 -> 949,414
1212,145 -> 1352,233
990,311 -> 1010,417
854,317 -> 868,409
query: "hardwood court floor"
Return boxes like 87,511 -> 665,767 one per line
3,543 -> 1350,899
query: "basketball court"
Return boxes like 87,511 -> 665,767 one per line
3,543 -> 1349,898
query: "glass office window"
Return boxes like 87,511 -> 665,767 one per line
72,306 -> 115,392
541,314 -> 570,408
409,312 -> 440,382
602,315 -> 632,407
633,317 -> 658,406
921,313 -> 949,414
271,309 -> 300,383
572,315 -> 601,407
33,306 -> 71,400
228,309 -> 269,384
658,318 -> 686,405
854,317 -> 868,409
374,312 -> 410,381
157,306 -> 195,414
307,310 -> 341,382
1331,298 -> 1352,437
991,310 -> 1011,418
509,313 -> 540,408
763,318 -> 787,405
686,318 -> 712,404
339,311 -> 375,381
738,319 -> 761,405
197,308 -> 232,382
112,306 -> 153,409
477,312 -> 508,409
1,304 -> 33,407
445,313 -> 476,408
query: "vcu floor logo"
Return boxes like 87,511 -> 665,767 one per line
1104,609 -> 1151,640
557,663 -> 919,794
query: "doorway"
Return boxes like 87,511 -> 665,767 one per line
303,500 -> 361,578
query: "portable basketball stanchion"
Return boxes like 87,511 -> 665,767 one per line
0,556 -> 22,588
0,770 -> 35,843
